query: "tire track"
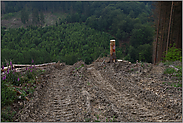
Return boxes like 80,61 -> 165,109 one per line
86,66 -> 158,122
14,61 -> 182,122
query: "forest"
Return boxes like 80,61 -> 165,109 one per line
2,1 -> 155,65
152,1 -> 182,64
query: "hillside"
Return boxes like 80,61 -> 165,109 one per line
1,23 -> 117,65
1,1 -> 155,65
11,59 -> 182,122
1,11 -> 66,29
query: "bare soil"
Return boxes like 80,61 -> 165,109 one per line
13,58 -> 182,122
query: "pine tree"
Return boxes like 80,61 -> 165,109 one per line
56,21 -> 58,27
40,11 -> 45,24
32,8 -> 39,24
21,8 -> 29,24
21,9 -> 26,24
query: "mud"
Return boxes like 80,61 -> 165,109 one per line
14,59 -> 182,122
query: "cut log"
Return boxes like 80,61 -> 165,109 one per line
13,62 -> 56,68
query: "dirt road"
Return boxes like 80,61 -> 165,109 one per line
14,60 -> 182,122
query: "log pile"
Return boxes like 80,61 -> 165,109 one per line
1,62 -> 56,73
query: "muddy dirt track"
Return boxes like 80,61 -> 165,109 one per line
14,59 -> 182,122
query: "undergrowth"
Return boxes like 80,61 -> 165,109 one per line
161,43 -> 182,88
1,60 -> 45,122
163,43 -> 182,62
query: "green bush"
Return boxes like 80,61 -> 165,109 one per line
163,43 -> 182,62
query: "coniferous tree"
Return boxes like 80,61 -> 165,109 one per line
1,1 -> 6,14
21,7 -> 29,24
21,9 -> 26,24
40,11 -> 45,24
32,8 -> 39,24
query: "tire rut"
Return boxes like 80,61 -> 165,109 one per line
86,66 -> 159,122
14,61 -> 182,122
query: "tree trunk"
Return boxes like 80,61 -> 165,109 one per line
154,2 -> 161,64
166,1 -> 174,55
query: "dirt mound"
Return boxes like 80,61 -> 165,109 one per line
14,59 -> 182,122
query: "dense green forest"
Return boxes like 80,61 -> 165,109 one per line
1,23 -> 116,65
1,1 -> 154,65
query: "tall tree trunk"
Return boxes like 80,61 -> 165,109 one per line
159,16 -> 164,62
1,1 -> 6,14
166,1 -> 174,55
161,16 -> 166,59
154,2 -> 161,64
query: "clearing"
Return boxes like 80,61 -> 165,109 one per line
13,58 -> 182,122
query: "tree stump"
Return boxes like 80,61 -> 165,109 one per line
110,40 -> 116,63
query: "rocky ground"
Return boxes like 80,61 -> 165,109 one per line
13,58 -> 182,122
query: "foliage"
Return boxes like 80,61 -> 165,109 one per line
21,8 -> 29,24
1,80 -> 17,107
1,1 -> 155,63
1,23 -> 115,65
164,67 -> 177,74
130,23 -> 154,48
125,44 -> 152,63
163,44 -> 182,62
138,44 -> 152,62
163,61 -> 173,65
1,106 -> 16,122
2,12 -> 17,20
175,66 -> 182,80
32,8 -> 40,24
